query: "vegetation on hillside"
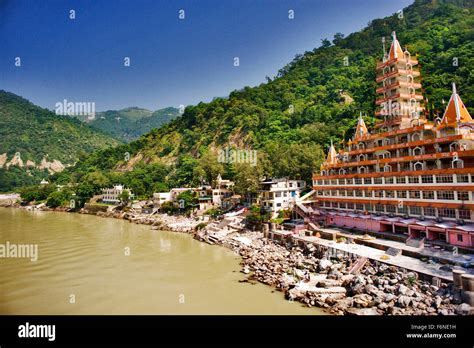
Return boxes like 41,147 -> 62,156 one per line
0,91 -> 121,192
75,106 -> 180,142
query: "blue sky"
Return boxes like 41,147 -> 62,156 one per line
0,0 -> 414,111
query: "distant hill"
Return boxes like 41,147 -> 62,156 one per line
0,90 -> 121,191
76,106 -> 180,142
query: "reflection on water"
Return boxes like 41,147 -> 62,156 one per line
0,208 -> 322,315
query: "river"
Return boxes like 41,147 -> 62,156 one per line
0,208 -> 322,314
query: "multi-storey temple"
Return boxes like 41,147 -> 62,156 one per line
312,32 -> 474,248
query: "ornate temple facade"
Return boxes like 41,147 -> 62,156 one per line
312,32 -> 474,248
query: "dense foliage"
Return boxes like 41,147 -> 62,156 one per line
50,0 -> 474,201
76,107 -> 180,142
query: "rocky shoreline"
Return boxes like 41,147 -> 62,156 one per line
2,201 -> 471,315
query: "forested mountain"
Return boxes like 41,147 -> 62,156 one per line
53,0 -> 474,200
0,91 -> 120,191
75,107 -> 180,142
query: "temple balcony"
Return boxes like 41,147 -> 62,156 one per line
375,93 -> 424,105
376,58 -> 419,70
376,69 -> 420,83
376,81 -> 422,93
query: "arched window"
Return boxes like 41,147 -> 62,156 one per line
452,158 -> 464,169
358,154 -> 366,162
358,142 -> 365,150
413,161 -> 423,171
411,132 -> 421,141
407,75 -> 414,84
413,147 -> 423,156
383,164 -> 392,172
449,142 -> 460,152
404,51 -> 411,61
339,168 -> 346,175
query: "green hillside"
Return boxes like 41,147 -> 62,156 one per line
54,0 -> 474,200
76,106 -> 180,142
0,91 -> 121,191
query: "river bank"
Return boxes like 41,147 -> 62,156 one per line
1,200 -> 470,315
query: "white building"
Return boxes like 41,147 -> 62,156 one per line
258,178 -> 306,214
212,174 -> 236,209
102,185 -> 134,204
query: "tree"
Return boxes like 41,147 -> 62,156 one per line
118,190 -> 130,205
321,38 -> 332,48
333,32 -> 345,46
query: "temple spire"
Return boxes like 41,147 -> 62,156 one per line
325,141 -> 338,165
440,82 -> 472,125
354,112 -> 369,141
388,31 -> 404,60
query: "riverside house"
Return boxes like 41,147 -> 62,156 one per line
259,178 -> 306,214
101,185 -> 134,204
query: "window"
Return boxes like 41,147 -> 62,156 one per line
346,178 -> 354,185
409,206 -> 421,215
317,191 -> 323,196
458,191 -> 469,201
436,174 -> 453,183
386,205 -> 396,213
331,179 -> 337,185
347,203 -> 354,210
339,190 -> 346,197
457,174 -> 469,183
374,177 -> 383,184
331,190 -> 337,196
422,191 -> 435,200
374,191 -> 384,198
355,190 -> 363,197
375,205 -> 384,212
397,176 -> 407,184
397,190 -> 407,199
437,191 -> 454,200
425,207 -> 436,217
364,190 -> 372,198
408,176 -> 419,183
422,175 -> 434,183
365,204 -> 373,212
324,180 -> 330,185
340,202 -> 347,209
331,202 -> 338,208
354,178 -> 362,185
347,190 -> 354,197
459,209 -> 471,220
438,208 -> 456,218
356,203 -> 364,211
317,180 -> 323,185
338,179 -> 345,185
275,192 -> 281,198
409,191 -> 421,199
385,190 -> 395,198
398,206 -> 407,214
276,203 -> 281,207
457,234 -> 463,242
385,177 -> 394,184
364,178 -> 372,185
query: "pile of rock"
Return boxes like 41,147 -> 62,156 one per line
208,230 -> 466,315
